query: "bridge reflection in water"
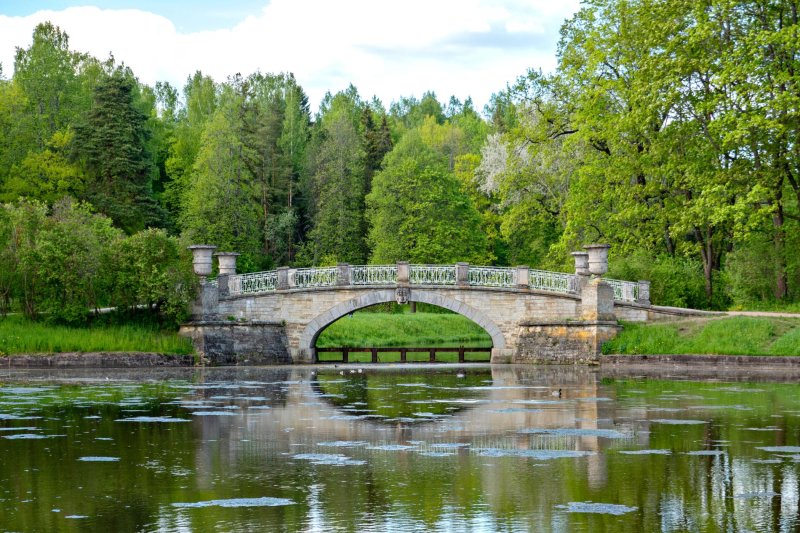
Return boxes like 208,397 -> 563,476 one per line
190,366 -> 643,494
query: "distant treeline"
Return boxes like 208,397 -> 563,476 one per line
1,0 -> 798,322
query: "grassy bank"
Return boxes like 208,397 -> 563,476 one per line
316,311 -> 492,363
0,316 -> 193,355
604,316 -> 800,356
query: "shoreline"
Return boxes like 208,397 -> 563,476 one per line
0,352 -> 195,368
3,351 -> 800,370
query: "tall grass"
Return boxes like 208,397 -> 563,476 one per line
316,311 -> 492,348
604,317 -> 800,356
0,316 -> 193,355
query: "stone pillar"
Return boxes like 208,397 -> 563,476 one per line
583,244 -> 611,277
277,267 -> 289,290
215,252 -> 240,275
516,265 -> 530,289
571,251 -> 590,292
217,275 -> 230,298
188,245 -> 217,278
188,245 -> 217,320
581,277 -> 615,322
456,262 -> 469,287
637,280 -> 651,305
337,263 -> 351,286
287,268 -> 297,289
397,261 -> 410,286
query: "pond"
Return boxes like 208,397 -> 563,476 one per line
0,365 -> 798,532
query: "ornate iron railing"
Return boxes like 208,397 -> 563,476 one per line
409,265 -> 457,285
221,264 -> 643,302
229,271 -> 277,296
351,265 -> 397,285
292,267 -> 338,288
468,266 -> 516,288
529,269 -> 578,294
605,278 -> 640,302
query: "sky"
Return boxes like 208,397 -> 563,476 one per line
0,0 -> 583,113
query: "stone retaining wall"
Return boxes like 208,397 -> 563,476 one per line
179,320 -> 290,366
513,321 -> 622,364
0,353 -> 194,368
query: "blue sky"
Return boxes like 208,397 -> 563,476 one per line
0,0 -> 583,112
0,0 -> 268,31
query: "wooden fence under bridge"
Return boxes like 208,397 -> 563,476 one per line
314,347 -> 492,364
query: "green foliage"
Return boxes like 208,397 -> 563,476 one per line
605,317 -> 800,357
608,252 -> 714,309
303,90 -> 369,265
33,199 -> 121,323
72,67 -> 165,233
180,97 -> 263,267
367,131 -> 488,264
110,228 -> 197,326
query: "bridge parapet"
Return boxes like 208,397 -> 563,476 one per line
216,262 -> 645,304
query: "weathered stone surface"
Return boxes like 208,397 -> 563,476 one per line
180,321 -> 290,366
214,285 -> 590,363
514,321 -> 621,364
580,278 -> 615,321
0,353 -> 194,368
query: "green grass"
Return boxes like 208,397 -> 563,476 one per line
604,316 -> 800,356
315,311 -> 492,363
0,315 -> 194,355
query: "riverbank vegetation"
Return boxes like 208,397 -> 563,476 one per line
1,0 -> 799,329
0,315 -> 193,355
604,317 -> 800,357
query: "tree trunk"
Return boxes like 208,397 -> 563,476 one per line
773,197 -> 788,300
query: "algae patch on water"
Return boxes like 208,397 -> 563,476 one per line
172,497 -> 295,508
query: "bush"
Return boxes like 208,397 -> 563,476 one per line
608,251 -> 716,309
111,228 -> 197,327
33,199 -> 121,323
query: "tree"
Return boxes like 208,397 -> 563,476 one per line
164,72 -> 218,225
304,105 -> 368,265
72,67 -> 165,233
32,199 -> 121,323
180,93 -> 262,269
367,131 -> 488,264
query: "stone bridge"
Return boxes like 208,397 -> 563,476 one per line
180,245 -> 667,365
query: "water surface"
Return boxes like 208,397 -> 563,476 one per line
0,365 -> 798,532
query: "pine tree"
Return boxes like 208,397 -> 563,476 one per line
73,67 -> 165,233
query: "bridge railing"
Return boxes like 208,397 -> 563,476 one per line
409,265 -> 457,285
605,278 -> 640,302
292,267 -> 338,288
468,266 -> 516,288
229,271 -> 277,296
222,263 -> 644,303
529,269 -> 579,294
351,265 -> 397,285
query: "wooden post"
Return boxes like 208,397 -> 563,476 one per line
400,348 -> 407,363
429,348 -> 436,362
371,348 -> 378,363
342,347 -> 349,363
458,347 -> 465,363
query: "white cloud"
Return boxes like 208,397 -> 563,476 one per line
0,0 -> 582,112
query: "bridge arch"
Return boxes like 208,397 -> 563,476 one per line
299,289 -> 507,357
